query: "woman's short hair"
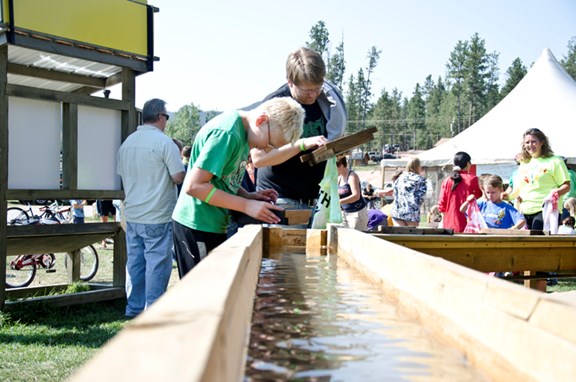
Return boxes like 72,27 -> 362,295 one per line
336,155 -> 348,168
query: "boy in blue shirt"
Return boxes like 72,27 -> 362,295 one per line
460,175 -> 525,230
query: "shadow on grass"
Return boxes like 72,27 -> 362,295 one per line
0,299 -> 127,349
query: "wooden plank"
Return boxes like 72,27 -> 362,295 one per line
63,102 -> 78,189
6,287 -> 125,308
7,84 -> 130,110
266,227 -> 307,249
335,228 -> 576,382
7,223 -> 120,256
375,226 -> 454,235
11,34 -> 151,73
6,284 -> 70,300
306,229 -> 327,255
373,234 -> 576,273
7,222 -> 120,237
5,189 -> 125,200
70,225 -> 263,382
284,209 -> 312,225
300,127 -> 377,166
112,228 -> 127,288
8,62 -> 107,87
264,226 -> 283,249
480,228 -> 544,235
0,43 -> 8,308
377,234 -> 576,249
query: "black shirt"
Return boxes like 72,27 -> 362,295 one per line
256,86 -> 327,200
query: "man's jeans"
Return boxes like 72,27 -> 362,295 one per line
125,222 -> 173,317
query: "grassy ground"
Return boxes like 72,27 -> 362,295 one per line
1,239 -> 181,382
547,278 -> 576,293
0,299 -> 126,382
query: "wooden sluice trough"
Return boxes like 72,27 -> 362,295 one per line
71,225 -> 576,381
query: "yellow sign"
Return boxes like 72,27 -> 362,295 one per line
2,0 -> 150,57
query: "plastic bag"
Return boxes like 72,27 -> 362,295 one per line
463,199 -> 488,233
542,190 -> 559,234
311,157 -> 343,229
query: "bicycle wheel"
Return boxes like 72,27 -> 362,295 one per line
58,209 -> 71,223
65,245 -> 99,281
7,207 -> 29,225
5,256 -> 36,288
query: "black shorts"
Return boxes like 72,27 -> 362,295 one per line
524,210 -> 560,231
96,200 -> 116,217
172,220 -> 227,279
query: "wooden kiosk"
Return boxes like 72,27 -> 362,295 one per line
0,1 -> 158,307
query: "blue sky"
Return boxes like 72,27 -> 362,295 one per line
117,0 -> 576,112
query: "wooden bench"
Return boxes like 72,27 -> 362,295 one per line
371,232 -> 576,288
3,222 -> 126,306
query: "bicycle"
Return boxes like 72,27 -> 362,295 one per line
7,200 -> 71,225
5,215 -> 99,288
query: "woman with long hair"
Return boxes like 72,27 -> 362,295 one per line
516,128 -> 570,292
437,152 -> 483,232
336,155 -> 368,230
516,128 -> 570,230
391,157 -> 427,226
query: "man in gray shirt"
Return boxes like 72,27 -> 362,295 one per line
117,98 -> 185,318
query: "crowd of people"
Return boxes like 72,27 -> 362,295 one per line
105,45 -> 571,318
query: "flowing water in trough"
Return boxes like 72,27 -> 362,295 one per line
244,252 -> 488,381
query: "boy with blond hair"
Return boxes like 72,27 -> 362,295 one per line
172,97 -> 305,277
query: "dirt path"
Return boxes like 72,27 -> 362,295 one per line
355,166 -> 398,188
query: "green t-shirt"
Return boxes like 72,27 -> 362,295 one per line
172,111 -> 249,233
517,155 -> 570,215
567,169 -> 576,199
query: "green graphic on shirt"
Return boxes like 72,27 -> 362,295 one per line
302,119 -> 325,138
219,156 -> 248,194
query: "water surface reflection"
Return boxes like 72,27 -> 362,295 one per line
244,252 -> 487,381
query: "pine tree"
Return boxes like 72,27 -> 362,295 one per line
501,58 -> 527,98
561,36 -> 576,80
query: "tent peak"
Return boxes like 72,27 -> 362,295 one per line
540,48 -> 558,62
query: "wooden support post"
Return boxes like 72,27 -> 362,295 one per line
112,227 -> 126,288
62,102 -> 79,189
121,67 -> 137,139
284,209 -> 312,225
306,229 -> 327,255
66,249 -> 82,283
0,43 -> 8,308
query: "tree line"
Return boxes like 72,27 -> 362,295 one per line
167,21 -> 576,152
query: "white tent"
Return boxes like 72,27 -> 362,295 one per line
382,48 -> 576,170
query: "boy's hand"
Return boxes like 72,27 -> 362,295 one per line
245,200 -> 284,224
250,189 -> 278,203
300,135 -> 328,151
466,194 -> 476,202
